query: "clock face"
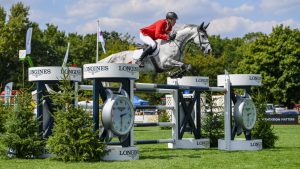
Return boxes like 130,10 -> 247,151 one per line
234,97 -> 257,131
111,97 -> 133,134
241,98 -> 257,130
102,94 -> 135,136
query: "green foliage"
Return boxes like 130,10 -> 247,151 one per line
0,89 -> 45,158
158,111 -> 171,130
183,35 -> 245,86
0,6 -> 6,27
252,91 -> 278,148
0,2 -> 32,87
46,78 -> 106,162
0,100 -> 11,134
236,25 -> 300,106
201,94 -> 224,147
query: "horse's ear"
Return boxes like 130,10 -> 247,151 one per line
204,22 -> 210,29
198,22 -> 204,31
200,22 -> 204,29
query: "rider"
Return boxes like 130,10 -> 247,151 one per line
136,12 -> 178,67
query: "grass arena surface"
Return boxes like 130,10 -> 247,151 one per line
0,125 -> 299,169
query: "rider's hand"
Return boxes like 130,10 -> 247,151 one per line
168,33 -> 176,41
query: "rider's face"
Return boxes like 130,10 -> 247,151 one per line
170,19 -> 176,26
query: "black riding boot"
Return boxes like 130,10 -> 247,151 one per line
136,46 -> 153,67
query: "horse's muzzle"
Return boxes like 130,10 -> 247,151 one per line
204,48 -> 212,55
207,48 -> 211,53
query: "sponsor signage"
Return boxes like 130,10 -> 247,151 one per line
168,138 -> 210,149
218,139 -> 263,150
83,63 -> 139,80
28,67 -> 82,82
217,74 -> 262,87
264,114 -> 299,124
167,76 -> 209,87
250,141 -> 263,149
19,50 -> 26,60
4,82 -> 13,104
102,146 -> 139,161
119,149 -> 139,158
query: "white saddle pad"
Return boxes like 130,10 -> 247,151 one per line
132,47 -> 160,60
133,49 -> 143,60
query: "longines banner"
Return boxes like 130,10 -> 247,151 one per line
83,63 -> 139,80
264,114 -> 299,124
28,67 -> 82,82
167,76 -> 209,87
217,74 -> 262,87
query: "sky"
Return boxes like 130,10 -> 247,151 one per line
1,0 -> 300,41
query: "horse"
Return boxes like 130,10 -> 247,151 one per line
99,22 -> 211,78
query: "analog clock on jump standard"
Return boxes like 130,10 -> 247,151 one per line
102,89 -> 135,136
234,96 -> 257,131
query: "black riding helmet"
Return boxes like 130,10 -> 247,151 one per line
166,12 -> 178,20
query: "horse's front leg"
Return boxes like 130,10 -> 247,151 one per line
164,58 -> 192,78
164,58 -> 185,69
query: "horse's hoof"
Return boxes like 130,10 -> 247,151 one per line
181,64 -> 192,70
187,64 -> 192,70
136,60 -> 144,68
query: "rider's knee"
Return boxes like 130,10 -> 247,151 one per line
150,42 -> 157,50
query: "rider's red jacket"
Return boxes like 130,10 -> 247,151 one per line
140,19 -> 172,41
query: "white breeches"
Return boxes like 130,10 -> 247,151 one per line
140,32 -> 157,49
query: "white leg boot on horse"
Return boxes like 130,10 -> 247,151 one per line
136,46 -> 154,68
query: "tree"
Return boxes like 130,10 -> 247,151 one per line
46,79 -> 106,162
0,2 -> 32,88
0,6 -> 6,28
0,89 -> 45,158
236,25 -> 300,107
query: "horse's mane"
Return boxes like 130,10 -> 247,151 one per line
176,23 -> 208,35
182,24 -> 197,28
176,24 -> 197,30
173,24 -> 197,33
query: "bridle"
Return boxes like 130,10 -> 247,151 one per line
171,28 -> 210,55
196,29 -> 210,52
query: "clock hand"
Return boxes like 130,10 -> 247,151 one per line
120,115 -> 123,132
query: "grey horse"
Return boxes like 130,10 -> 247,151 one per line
99,22 -> 211,78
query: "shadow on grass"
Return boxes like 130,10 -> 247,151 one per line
133,129 -> 151,131
268,146 -> 300,151
138,147 -> 219,160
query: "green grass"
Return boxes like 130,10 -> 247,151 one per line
0,125 -> 300,169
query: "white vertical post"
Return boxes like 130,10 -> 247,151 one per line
224,74 -> 231,150
172,89 -> 179,142
130,79 -> 135,147
96,20 -> 99,63
74,82 -> 79,108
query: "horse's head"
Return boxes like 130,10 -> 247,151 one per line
194,22 -> 212,55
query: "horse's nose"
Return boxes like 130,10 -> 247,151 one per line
204,48 -> 211,55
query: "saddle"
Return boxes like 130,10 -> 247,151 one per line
133,44 -> 163,72
133,44 -> 159,60
135,44 -> 158,55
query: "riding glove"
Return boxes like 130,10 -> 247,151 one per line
168,33 -> 176,41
